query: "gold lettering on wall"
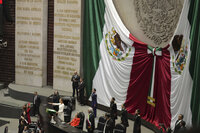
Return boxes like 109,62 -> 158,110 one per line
54,0 -> 81,89
16,0 -> 43,77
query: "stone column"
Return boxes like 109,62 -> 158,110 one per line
53,0 -> 81,91
15,0 -> 48,87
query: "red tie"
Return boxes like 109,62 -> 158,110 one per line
0,0 -> 2,4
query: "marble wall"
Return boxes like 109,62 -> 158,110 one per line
53,0 -> 81,91
15,0 -> 48,87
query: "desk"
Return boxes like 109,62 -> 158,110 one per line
49,123 -> 87,133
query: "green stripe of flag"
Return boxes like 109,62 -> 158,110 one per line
188,0 -> 200,126
83,0 -> 105,97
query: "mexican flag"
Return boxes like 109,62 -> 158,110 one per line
83,0 -> 200,129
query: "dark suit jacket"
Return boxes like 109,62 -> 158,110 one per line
105,118 -> 115,133
121,108 -> 129,127
91,93 -> 97,108
71,74 -> 80,87
133,114 -> 141,133
52,94 -> 60,103
33,95 -> 41,107
110,102 -> 117,119
179,126 -> 187,132
78,81 -> 85,95
174,120 -> 183,133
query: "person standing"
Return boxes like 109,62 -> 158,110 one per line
52,90 -> 60,111
71,71 -> 80,98
49,98 -> 65,121
78,78 -> 85,105
174,114 -> 184,133
91,88 -> 97,117
104,113 -> 115,133
33,92 -> 41,116
86,107 -> 95,133
121,104 -> 129,133
26,103 -> 31,124
133,109 -> 141,133
110,97 -> 117,125
179,121 -> 186,132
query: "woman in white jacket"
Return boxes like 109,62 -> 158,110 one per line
49,98 -> 64,121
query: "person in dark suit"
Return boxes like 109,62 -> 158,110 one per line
179,121 -> 187,132
104,113 -> 115,133
86,107 -> 95,133
78,78 -> 85,105
121,103 -> 129,133
0,0 -> 13,45
91,88 -> 97,117
110,97 -> 117,125
174,114 -> 184,133
133,109 -> 141,133
33,91 -> 41,116
71,71 -> 80,98
52,90 -> 60,111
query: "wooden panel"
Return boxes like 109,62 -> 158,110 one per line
47,0 -> 54,86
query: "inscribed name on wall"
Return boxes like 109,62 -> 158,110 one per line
15,0 -> 47,86
53,0 -> 81,91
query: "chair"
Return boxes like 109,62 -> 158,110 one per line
28,122 -> 37,132
93,116 -> 106,133
64,105 -> 72,123
76,112 -> 85,130
62,96 -> 76,111
113,123 -> 125,133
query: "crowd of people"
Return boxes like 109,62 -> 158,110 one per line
15,71 -> 188,133
17,91 -> 44,133
69,71 -> 134,133
159,114 -> 187,133
70,71 -> 188,133
18,103 -> 44,133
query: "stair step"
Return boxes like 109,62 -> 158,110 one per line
0,90 -> 28,118
3,88 -> 9,96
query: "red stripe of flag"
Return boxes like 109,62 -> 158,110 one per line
0,0 -> 2,4
125,33 -> 171,129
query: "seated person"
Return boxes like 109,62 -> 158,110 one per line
67,112 -> 81,127
86,107 -> 95,133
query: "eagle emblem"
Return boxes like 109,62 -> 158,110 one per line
105,28 -> 131,61
172,35 -> 189,74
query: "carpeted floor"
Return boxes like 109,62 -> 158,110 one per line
0,119 -> 9,127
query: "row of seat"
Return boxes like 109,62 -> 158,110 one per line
94,116 -> 125,133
